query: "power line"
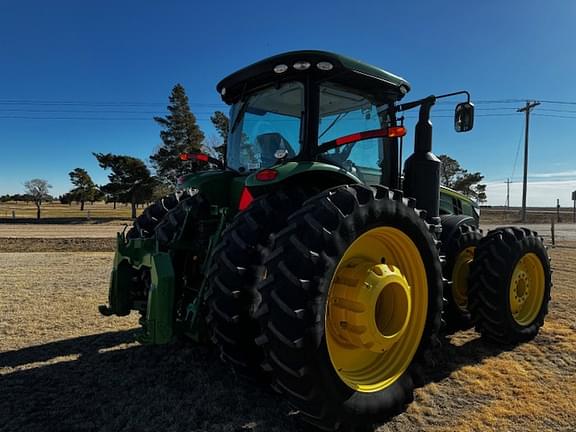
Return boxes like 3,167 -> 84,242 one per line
0,98 -> 225,107
510,119 -> 524,181
0,108 -> 218,115
533,113 -> 576,119
0,115 -> 216,121
538,100 -> 576,105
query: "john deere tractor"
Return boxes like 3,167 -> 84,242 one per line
100,51 -> 551,430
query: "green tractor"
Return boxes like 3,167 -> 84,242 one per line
100,51 -> 552,430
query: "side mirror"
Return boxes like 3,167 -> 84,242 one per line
454,102 -> 474,132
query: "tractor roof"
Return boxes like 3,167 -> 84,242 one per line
217,50 -> 411,104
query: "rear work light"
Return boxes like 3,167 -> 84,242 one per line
238,187 -> 254,211
255,169 -> 278,181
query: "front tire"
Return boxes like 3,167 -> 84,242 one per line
255,185 -> 443,430
468,227 -> 552,344
442,224 -> 482,331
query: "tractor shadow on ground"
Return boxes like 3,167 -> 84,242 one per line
421,330 -> 510,385
0,329 -> 508,432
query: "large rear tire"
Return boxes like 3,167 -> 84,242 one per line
255,185 -> 443,430
206,188 -> 312,373
469,227 -> 552,344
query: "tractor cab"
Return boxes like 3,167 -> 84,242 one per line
218,51 -> 474,219
219,51 -> 410,189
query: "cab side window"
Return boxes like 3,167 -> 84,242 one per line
452,197 -> 463,215
461,201 -> 475,217
439,194 -> 454,215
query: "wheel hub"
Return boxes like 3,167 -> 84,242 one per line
329,260 -> 412,353
508,253 -> 545,325
325,226 -> 429,392
451,247 -> 475,311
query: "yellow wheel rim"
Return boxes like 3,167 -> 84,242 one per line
509,252 -> 545,326
325,227 -> 428,393
451,246 -> 475,312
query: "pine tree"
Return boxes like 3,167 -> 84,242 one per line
68,168 -> 97,211
438,154 -> 487,201
210,110 -> 229,159
94,153 -> 157,218
150,84 -> 205,185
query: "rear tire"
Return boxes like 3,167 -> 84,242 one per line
206,188 -> 313,374
469,227 -> 552,344
255,185 -> 443,430
126,192 -> 185,239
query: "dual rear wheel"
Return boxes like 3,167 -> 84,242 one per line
209,184 -> 444,428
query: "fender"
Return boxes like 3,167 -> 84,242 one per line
245,161 -> 362,197
440,213 -> 479,249
177,170 -> 244,208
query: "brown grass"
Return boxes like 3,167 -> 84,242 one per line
0,201 -> 141,219
1,246 -> 575,431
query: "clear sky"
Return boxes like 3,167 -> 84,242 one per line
1,0 -> 575,206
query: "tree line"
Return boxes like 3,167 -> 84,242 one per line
7,83 -> 484,219
10,84 -> 229,219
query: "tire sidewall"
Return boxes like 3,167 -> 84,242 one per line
295,192 -> 443,421
501,236 -> 552,338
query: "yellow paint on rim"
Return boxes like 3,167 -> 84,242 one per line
325,227 -> 428,392
451,246 -> 476,312
509,252 -> 545,326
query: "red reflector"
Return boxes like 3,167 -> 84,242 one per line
387,126 -> 407,138
179,152 -> 209,162
238,187 -> 254,211
255,169 -> 278,181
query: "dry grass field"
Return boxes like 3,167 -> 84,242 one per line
1,223 -> 575,431
0,201 -> 141,220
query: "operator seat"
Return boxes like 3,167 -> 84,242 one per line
255,133 -> 295,167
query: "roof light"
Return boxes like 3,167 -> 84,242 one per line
274,64 -> 288,74
238,187 -> 254,211
317,61 -> 334,71
255,169 -> 279,181
293,61 -> 311,71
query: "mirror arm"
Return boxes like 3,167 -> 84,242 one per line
436,90 -> 471,103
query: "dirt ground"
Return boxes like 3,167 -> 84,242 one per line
1,243 -> 575,431
0,224 -> 126,252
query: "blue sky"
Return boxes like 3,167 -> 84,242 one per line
1,0 -> 575,205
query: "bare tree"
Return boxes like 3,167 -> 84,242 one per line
24,178 -> 52,220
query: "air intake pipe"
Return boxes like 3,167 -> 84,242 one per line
402,96 -> 441,223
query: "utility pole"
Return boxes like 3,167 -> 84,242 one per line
505,178 -> 511,209
517,101 -> 540,222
